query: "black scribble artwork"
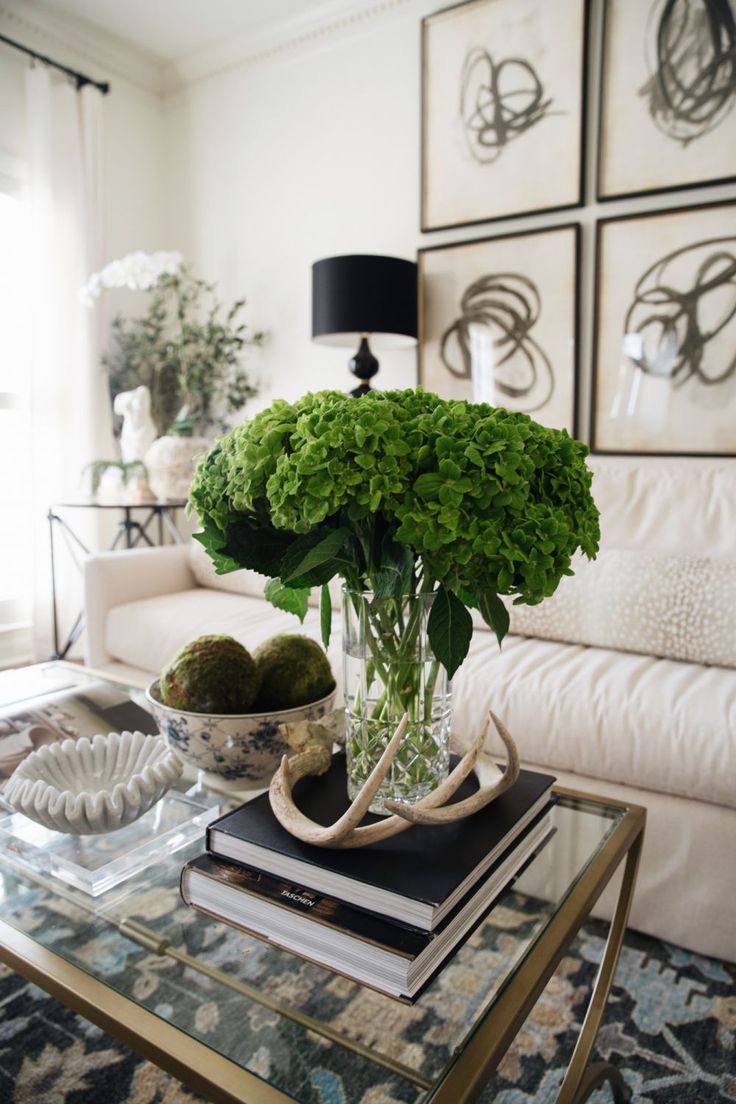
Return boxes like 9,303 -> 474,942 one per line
440,274 -> 554,412
460,48 -> 554,163
624,238 -> 736,387
639,0 -> 736,145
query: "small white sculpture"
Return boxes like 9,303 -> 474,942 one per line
114,385 -> 157,463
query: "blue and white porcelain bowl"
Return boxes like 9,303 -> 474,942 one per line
145,680 -> 336,788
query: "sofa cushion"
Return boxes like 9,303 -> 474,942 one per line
105,589 -> 343,688
453,633 -> 736,810
507,549 -> 736,668
589,456 -> 736,555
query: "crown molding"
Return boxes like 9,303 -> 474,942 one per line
0,0 -> 419,100
161,0 -> 415,95
0,0 -> 165,96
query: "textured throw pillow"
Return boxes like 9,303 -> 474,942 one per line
507,550 -> 736,669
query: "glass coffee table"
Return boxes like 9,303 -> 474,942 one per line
0,665 -> 645,1104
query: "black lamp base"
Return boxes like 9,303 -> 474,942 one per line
348,336 -> 378,397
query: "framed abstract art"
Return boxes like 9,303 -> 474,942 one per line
598,0 -> 736,200
421,0 -> 587,230
419,224 -> 580,434
592,201 -> 736,455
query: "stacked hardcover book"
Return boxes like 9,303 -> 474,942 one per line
181,754 -> 556,1001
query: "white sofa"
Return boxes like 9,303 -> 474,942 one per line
83,457 -> 736,963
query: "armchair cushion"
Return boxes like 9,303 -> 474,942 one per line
105,588 -> 343,690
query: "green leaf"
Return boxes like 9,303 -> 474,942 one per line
192,528 -> 242,575
264,578 -> 310,623
414,472 -> 445,499
280,528 -> 349,586
372,536 -> 414,598
291,559 -> 350,588
221,520 -> 296,577
427,584 -> 473,680
478,592 -> 510,649
320,584 -> 333,649
457,588 -> 478,609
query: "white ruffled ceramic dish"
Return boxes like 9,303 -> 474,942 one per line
4,730 -> 183,835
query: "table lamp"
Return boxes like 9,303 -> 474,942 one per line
312,254 -> 418,396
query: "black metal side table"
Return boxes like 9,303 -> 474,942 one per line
48,498 -> 187,660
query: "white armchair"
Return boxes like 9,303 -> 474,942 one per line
84,545 -> 195,678
82,539 -> 339,689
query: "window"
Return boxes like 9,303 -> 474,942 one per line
0,162 -> 33,664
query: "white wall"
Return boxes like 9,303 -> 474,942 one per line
162,0 -> 736,442
162,1 -> 433,409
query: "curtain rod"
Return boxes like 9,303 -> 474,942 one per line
0,32 -> 110,94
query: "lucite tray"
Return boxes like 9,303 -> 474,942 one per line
0,789 -> 220,896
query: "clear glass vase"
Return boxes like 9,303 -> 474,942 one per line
342,589 -> 452,815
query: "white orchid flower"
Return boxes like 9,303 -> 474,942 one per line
80,250 -> 185,305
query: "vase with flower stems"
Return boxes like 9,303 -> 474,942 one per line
188,388 -> 600,814
342,587 -> 451,810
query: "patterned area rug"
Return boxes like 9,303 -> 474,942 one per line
0,917 -> 733,1104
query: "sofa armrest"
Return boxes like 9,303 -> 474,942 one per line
83,546 -> 196,668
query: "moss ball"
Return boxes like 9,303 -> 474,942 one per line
160,634 -> 260,714
253,634 -> 336,711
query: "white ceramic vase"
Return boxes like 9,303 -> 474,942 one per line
145,435 -> 209,501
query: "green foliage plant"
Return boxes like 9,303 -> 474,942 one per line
103,267 -> 265,439
189,389 -> 600,708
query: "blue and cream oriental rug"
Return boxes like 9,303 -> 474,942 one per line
0,891 -> 733,1104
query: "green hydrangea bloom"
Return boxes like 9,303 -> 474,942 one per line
189,389 -> 599,675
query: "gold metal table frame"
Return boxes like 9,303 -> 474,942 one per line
0,786 -> 645,1104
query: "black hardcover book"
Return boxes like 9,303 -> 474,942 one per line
184,809 -> 555,1001
207,753 -> 555,930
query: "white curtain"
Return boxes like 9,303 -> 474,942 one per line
25,66 -> 114,660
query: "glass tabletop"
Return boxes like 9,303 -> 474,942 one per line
0,665 -> 625,1103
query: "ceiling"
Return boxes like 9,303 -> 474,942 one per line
30,0 -> 326,62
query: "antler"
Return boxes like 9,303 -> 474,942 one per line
269,710 -> 520,849
269,714 -> 409,847
382,712 -> 519,824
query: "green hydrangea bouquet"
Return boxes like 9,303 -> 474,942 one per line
189,388 -> 599,806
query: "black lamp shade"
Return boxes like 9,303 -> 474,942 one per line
312,254 -> 418,350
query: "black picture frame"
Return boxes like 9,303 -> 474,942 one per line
418,222 -> 581,436
597,0 -> 736,203
591,199 -> 736,457
420,0 -> 588,232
